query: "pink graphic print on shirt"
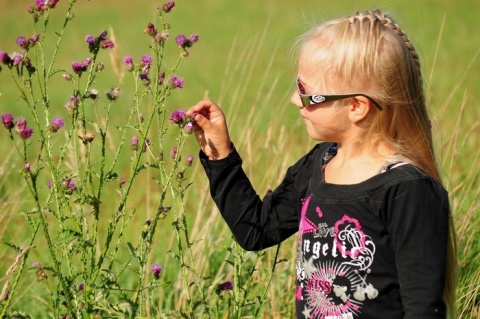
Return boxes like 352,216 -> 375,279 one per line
296,194 -> 378,319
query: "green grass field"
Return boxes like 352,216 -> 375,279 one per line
0,0 -> 479,317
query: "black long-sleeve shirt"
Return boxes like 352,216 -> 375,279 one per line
200,142 -> 448,319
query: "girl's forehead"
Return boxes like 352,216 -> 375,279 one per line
298,43 -> 333,76
300,40 -> 333,63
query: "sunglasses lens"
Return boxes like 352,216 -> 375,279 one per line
296,79 -> 306,94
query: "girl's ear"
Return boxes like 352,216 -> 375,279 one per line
348,96 -> 375,123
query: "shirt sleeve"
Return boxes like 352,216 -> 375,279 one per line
200,143 -> 318,251
384,175 -> 449,318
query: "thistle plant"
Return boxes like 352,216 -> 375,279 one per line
0,1 -> 204,317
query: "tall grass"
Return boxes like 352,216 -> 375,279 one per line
1,1 -> 479,318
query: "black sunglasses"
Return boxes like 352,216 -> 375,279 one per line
296,77 -> 383,110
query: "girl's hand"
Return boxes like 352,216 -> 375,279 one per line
186,99 -> 232,160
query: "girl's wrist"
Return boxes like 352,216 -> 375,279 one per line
207,142 -> 233,160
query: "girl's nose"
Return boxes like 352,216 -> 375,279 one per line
290,91 -> 304,109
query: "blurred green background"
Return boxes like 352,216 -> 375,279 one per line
2,0 -> 478,173
1,0 -> 478,116
0,0 -> 479,317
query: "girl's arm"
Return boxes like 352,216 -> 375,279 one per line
386,177 -> 449,318
188,99 -> 317,250
199,145 -> 312,250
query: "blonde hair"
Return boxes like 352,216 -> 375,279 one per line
296,9 -> 457,317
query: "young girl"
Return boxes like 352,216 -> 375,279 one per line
187,9 -> 456,319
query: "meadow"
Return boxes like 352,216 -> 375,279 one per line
0,0 -> 479,318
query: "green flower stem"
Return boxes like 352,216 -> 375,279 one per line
45,2 -> 76,80
92,74 -> 147,284
36,195 -> 77,316
93,110 -> 154,285
0,223 -> 39,318
130,110 -> 167,317
42,120 -> 80,315
34,12 -> 83,307
252,245 -> 281,318
106,76 -> 143,175
168,138 -> 196,317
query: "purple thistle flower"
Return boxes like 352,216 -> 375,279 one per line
123,56 -> 133,64
71,61 -> 84,74
169,146 -> 177,159
82,57 -> 92,68
72,58 -> 92,75
1,113 -> 15,130
101,40 -> 115,49
158,71 -> 166,85
189,34 -> 199,44
141,54 -> 152,66
46,0 -> 59,9
124,55 -> 134,71
186,155 -> 194,166
152,264 -> 162,279
52,117 -> 64,127
23,162 -> 31,172
34,0 -> 45,10
49,117 -> 64,132
65,96 -> 80,113
139,73 -> 150,85
144,23 -> 157,37
78,283 -> 84,292
175,35 -> 188,47
185,122 -> 193,134
69,182 -> 77,191
16,36 -> 28,49
16,118 -> 27,130
216,280 -> 234,294
170,75 -> 184,89
70,96 -> 80,106
98,30 -> 108,41
29,34 -> 40,45
163,1 -> 175,13
47,180 -> 53,189
220,280 -> 233,291
32,261 -> 41,268
19,127 -> 33,139
62,178 -> 77,193
169,109 -> 187,124
0,51 -> 12,65
12,54 -> 23,67
131,135 -> 139,151
85,35 -> 96,46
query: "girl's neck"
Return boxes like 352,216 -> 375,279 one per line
323,139 -> 396,185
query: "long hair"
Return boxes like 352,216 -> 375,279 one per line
295,9 -> 457,317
